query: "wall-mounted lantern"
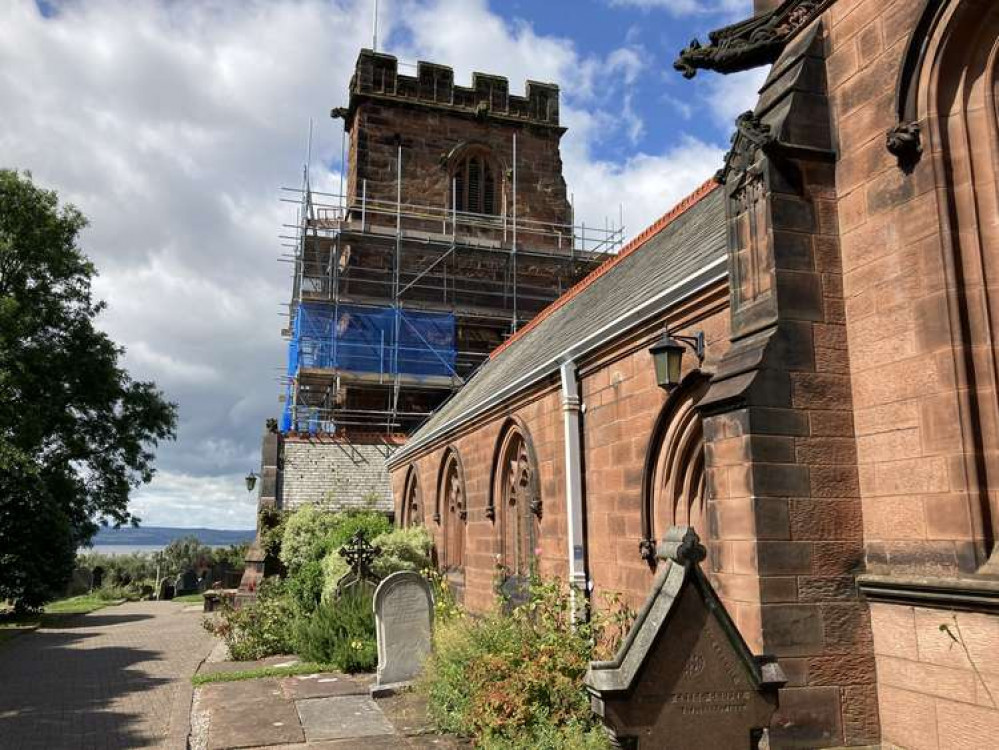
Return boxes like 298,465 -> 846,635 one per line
648,329 -> 705,389
245,471 -> 258,492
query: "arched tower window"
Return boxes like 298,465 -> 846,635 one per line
491,419 -> 541,576
401,466 -> 423,527
451,149 -> 499,216
436,447 -> 466,571
641,374 -> 711,566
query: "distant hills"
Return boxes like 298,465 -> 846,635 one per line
89,526 -> 255,547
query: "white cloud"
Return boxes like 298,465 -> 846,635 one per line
702,66 -> 770,127
1,0 -> 733,529
608,0 -> 751,16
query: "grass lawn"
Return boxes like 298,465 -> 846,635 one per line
172,593 -> 205,604
0,594 -> 123,642
192,662 -> 337,686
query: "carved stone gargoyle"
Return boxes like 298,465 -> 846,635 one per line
585,527 -> 785,750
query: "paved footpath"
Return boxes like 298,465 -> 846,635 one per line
0,601 -> 215,750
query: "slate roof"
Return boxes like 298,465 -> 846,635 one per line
388,180 -> 728,466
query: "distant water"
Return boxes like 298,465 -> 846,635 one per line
82,544 -> 234,556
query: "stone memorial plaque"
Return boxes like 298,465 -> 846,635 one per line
371,570 -> 434,697
585,527 -> 785,750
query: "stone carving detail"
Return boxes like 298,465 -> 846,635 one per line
674,0 -> 828,79
638,537 -> 657,563
886,121 -> 922,173
717,111 -> 776,186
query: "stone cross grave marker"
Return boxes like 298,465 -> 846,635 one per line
585,526 -> 786,750
370,570 -> 434,697
336,530 -> 382,599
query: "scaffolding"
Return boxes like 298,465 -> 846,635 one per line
278,140 -> 625,435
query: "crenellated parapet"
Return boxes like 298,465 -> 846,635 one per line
343,49 -> 561,128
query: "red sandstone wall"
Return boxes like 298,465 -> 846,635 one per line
390,292 -> 729,613
826,0 -> 999,745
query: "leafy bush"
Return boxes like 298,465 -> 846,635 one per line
320,524 -> 432,601
371,526 -> 433,578
292,588 -> 377,672
421,575 -> 628,750
280,506 -> 390,575
203,578 -> 295,660
286,559 -> 325,614
279,505 -> 345,574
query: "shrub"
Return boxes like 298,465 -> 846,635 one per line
292,588 -> 377,672
286,558 -> 325,615
371,526 -> 433,578
279,505 -> 344,574
280,506 -> 391,575
421,575 -> 628,750
203,578 -> 295,660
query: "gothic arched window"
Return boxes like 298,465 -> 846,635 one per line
436,448 -> 466,571
641,374 -> 711,566
401,466 -> 423,527
452,151 -> 498,216
491,420 -> 541,576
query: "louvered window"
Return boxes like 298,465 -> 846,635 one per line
453,154 -> 497,215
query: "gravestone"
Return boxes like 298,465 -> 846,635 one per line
65,567 -> 93,597
498,574 -> 530,613
585,527 -> 785,750
158,578 -> 175,600
370,571 -> 434,697
176,569 -> 199,595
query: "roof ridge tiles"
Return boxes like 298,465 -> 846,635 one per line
490,177 -> 720,360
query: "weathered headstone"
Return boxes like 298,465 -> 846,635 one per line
176,569 -> 199,595
65,567 -> 93,597
158,578 -> 175,601
498,574 -> 530,613
370,570 -> 434,697
585,527 -> 785,750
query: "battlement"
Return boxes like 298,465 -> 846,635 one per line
346,49 -> 561,127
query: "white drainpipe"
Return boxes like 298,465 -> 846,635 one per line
560,360 -> 587,621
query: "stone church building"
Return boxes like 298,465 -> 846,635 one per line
386,0 -> 999,746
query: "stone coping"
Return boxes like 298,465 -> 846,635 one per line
857,573 -> 999,612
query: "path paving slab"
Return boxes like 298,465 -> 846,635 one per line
297,694 -> 396,741
202,678 -> 305,749
279,672 -> 371,700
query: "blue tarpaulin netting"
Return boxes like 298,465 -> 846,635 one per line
280,303 -> 456,432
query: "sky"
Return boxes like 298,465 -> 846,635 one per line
0,0 -> 765,530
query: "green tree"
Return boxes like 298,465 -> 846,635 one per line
0,170 -> 177,611
161,536 -> 213,577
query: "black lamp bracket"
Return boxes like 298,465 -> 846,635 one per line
669,330 -> 705,363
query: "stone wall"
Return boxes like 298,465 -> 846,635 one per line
282,437 -> 394,514
344,50 -> 572,248
823,0 -> 999,745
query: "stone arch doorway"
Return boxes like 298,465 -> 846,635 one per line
640,373 -> 711,567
